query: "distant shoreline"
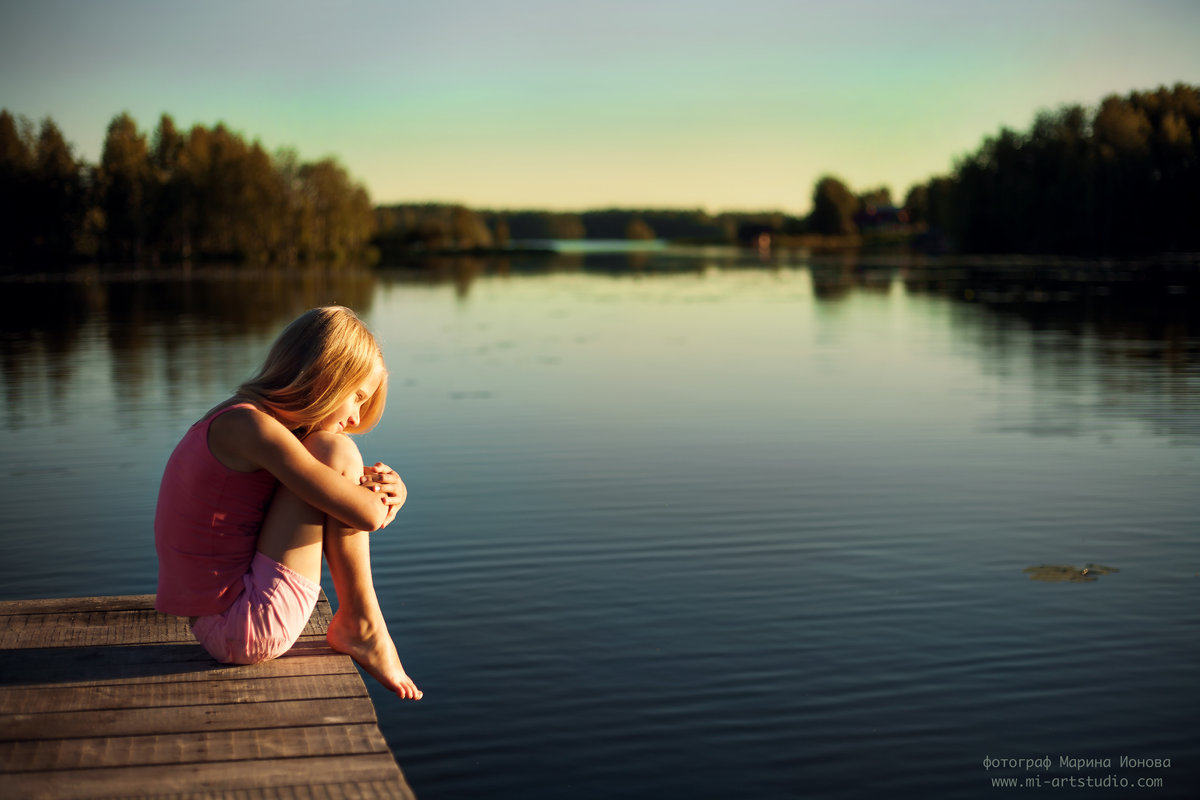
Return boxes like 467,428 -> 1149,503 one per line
4,247 -> 1197,286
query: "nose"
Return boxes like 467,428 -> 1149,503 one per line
346,408 -> 360,428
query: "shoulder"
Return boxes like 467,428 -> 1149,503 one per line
210,403 -> 285,441
302,431 -> 364,475
207,403 -> 294,471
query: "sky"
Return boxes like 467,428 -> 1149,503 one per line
2,0 -> 1199,214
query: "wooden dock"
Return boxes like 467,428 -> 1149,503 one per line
0,593 -> 416,799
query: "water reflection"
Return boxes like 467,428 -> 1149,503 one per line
911,267 -> 1200,442
1,265 -> 378,430
2,254 -> 1198,442
4,265 -> 378,332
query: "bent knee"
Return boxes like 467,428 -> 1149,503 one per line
303,431 -> 364,478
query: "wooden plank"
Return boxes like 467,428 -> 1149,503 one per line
0,723 -> 391,771
130,779 -> 413,799
2,693 -> 381,741
4,753 -> 412,800
0,595 -> 158,615
0,605 -> 332,650
0,594 -> 338,628
0,671 -> 369,714
0,609 -> 193,649
0,641 -> 347,686
0,650 -> 357,691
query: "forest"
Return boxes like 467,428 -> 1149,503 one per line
0,111 -> 375,266
905,82 -> 1200,254
1,83 -> 1197,270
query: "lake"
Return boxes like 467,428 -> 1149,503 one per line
1,248 -> 1198,798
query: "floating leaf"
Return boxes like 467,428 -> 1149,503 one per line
1023,564 -> 1118,583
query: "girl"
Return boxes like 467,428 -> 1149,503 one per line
154,306 -> 422,700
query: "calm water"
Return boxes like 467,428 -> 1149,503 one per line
2,250 -> 1198,799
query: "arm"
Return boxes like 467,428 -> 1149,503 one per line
212,407 -> 394,532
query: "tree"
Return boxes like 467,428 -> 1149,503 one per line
902,184 -> 928,225
149,114 -> 188,260
29,118 -> 85,262
491,216 -> 510,247
0,110 -> 35,263
810,175 -> 859,236
297,158 -> 376,259
857,186 -> 893,210
626,217 -> 655,240
450,205 -> 493,249
98,112 -> 151,261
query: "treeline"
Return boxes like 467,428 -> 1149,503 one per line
379,84 -> 1199,258
374,204 -> 808,252
5,83 -> 1196,268
0,110 -> 375,267
905,83 -> 1200,254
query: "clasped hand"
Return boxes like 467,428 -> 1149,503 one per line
359,462 -> 407,528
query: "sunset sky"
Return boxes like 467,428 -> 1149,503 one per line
3,0 -> 1198,213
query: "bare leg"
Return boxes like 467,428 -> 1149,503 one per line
291,432 -> 422,700
323,509 -> 423,700
256,459 -> 326,583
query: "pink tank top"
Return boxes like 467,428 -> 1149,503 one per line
154,403 -> 278,616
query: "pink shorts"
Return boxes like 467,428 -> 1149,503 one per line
191,552 -> 321,665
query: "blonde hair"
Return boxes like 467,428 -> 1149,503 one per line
238,306 -> 387,438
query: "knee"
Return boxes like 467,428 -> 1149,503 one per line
303,431 -> 364,479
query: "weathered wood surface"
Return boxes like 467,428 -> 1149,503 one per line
0,593 -> 416,800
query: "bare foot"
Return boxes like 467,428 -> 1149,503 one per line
327,612 -> 423,700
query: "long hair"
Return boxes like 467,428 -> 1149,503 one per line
238,306 -> 387,438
